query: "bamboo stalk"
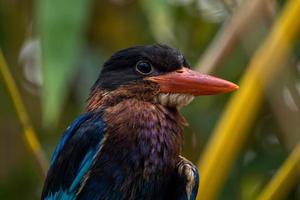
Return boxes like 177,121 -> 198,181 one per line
197,0 -> 300,199
196,0 -> 276,74
0,49 -> 48,178
257,143 -> 300,200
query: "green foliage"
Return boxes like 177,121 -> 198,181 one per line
38,0 -> 92,127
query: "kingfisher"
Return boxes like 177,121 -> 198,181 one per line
41,44 -> 238,200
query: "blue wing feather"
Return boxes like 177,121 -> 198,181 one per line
50,113 -> 94,164
45,150 -> 97,200
42,111 -> 105,200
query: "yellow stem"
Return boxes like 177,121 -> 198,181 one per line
0,49 -> 48,178
257,143 -> 300,200
197,0 -> 300,199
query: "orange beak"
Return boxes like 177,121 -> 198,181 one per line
145,67 -> 238,96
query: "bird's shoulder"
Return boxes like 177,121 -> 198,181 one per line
41,111 -> 105,199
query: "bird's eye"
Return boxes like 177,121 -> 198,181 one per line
135,61 -> 153,75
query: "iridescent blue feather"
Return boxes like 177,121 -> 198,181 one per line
42,111 -> 105,199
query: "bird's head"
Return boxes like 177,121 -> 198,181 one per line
87,44 -> 238,111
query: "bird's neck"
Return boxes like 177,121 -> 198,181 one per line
101,98 -> 186,177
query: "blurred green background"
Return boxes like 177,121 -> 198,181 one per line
0,0 -> 299,199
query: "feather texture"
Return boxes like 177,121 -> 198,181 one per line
42,100 -> 199,200
42,111 -> 105,199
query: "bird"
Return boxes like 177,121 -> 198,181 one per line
41,44 -> 238,200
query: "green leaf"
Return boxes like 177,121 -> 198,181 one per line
38,0 -> 91,127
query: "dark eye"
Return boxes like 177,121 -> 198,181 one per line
135,61 -> 153,75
